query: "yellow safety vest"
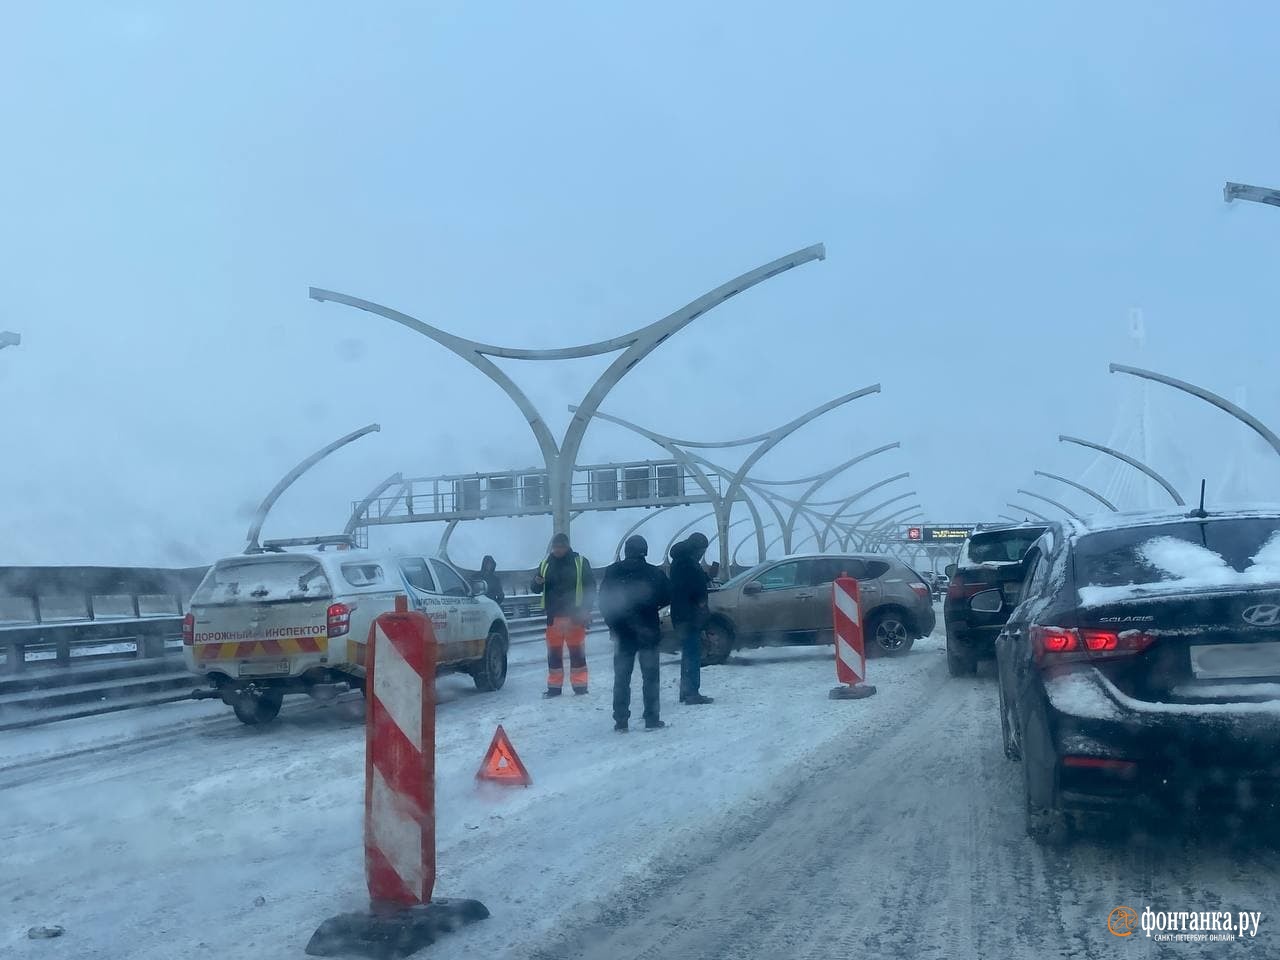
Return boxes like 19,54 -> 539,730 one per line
537,555 -> 584,609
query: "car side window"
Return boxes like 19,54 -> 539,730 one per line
808,558 -> 848,584
1018,549 -> 1043,602
754,561 -> 803,591
430,560 -> 469,598
399,557 -> 437,594
342,563 -> 384,588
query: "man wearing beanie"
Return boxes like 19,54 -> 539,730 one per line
531,532 -> 596,697
669,532 -> 715,704
598,535 -> 671,731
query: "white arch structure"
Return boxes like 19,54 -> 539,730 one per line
579,397 -> 885,573
1059,434 -> 1185,506
1033,470 -> 1117,512
1016,488 -> 1084,522
310,244 -> 825,540
1110,363 -> 1280,460
1007,502 -> 1051,523
244,423 -> 381,553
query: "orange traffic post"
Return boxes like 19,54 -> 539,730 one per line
307,595 -> 489,957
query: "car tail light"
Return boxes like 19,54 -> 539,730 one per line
909,582 -> 930,600
327,602 -> 352,639
182,612 -> 195,646
1030,624 -> 1155,665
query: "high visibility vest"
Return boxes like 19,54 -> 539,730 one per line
537,555 -> 584,610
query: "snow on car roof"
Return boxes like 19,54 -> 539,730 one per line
1070,503 -> 1280,537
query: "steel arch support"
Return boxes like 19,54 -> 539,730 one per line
559,246 -> 828,521
853,507 -> 923,551
1007,502 -> 1051,523
244,423 -> 380,553
1109,364 -> 1280,459
782,443 -> 901,551
314,243 -> 824,538
436,519 -> 460,562
1016,489 -> 1084,522
819,473 -> 911,547
664,510 -> 718,562
1033,471 -> 1117,512
709,516 -> 754,551
615,504 -> 684,561
1059,434 -> 1185,506
344,472 -> 405,538
719,385 -> 881,524
840,492 -> 918,549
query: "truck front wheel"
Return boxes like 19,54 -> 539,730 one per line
472,628 -> 509,692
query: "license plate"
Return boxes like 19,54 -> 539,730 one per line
238,660 -> 290,677
1190,643 -> 1280,680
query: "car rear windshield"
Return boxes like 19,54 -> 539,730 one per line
1075,517 -> 1280,592
965,528 -> 1046,564
191,558 -> 333,605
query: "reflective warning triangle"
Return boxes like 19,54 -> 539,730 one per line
474,724 -> 532,786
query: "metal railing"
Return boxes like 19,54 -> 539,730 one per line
0,617 -> 185,673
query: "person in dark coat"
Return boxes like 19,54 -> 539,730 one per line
670,532 -> 714,704
478,555 -> 505,606
599,535 -> 671,732
531,532 -> 597,697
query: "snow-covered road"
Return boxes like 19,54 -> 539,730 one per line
4,614 -> 1280,959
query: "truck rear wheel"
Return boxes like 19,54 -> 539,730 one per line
472,628 -> 508,692
232,688 -> 283,725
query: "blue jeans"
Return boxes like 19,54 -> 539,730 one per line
678,621 -> 701,698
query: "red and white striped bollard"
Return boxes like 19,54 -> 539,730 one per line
829,576 -> 877,700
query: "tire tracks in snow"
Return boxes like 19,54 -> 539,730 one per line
534,659 -> 1280,960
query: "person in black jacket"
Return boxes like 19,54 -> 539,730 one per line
599,535 -> 671,732
670,532 -> 715,704
531,532 -> 597,697
478,555 -> 505,606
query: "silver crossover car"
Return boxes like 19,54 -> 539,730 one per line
660,553 -> 937,664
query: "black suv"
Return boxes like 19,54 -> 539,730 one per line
943,523 -> 1047,676
996,509 -> 1280,844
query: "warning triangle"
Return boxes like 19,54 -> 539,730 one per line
475,724 -> 532,787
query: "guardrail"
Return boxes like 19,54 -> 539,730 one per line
0,602 -> 552,674
0,617 -> 185,674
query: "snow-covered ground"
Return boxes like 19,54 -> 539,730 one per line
6,611 -> 1280,959
1,624 -> 935,959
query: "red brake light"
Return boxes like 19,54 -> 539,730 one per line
182,612 -> 195,646
909,582 -> 930,600
1032,625 -> 1078,655
1082,629 -> 1117,652
327,602 -> 352,639
1031,624 -> 1154,665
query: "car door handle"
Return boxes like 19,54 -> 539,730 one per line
795,592 -> 814,600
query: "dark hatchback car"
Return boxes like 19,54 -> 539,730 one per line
944,524 -> 1047,676
996,508 -> 1280,845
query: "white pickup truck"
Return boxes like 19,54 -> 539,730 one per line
184,548 -> 508,724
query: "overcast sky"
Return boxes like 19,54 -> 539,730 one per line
2,2 -> 1279,569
